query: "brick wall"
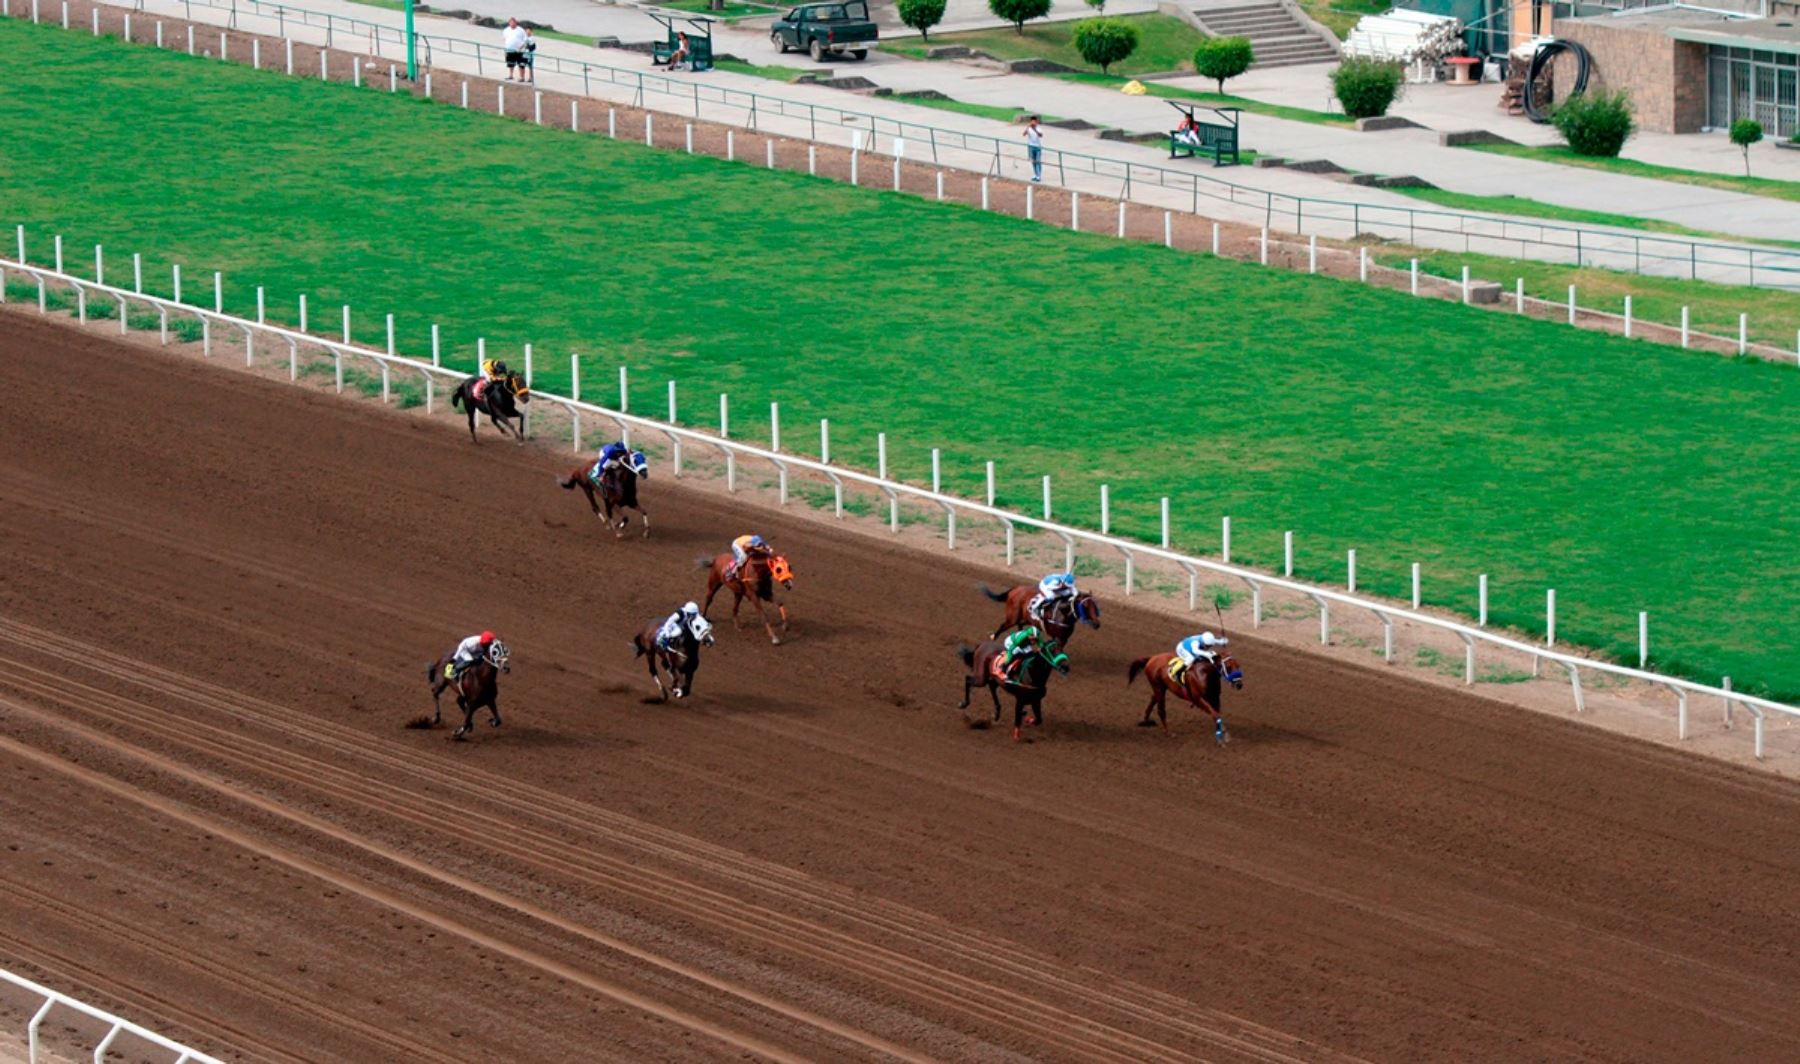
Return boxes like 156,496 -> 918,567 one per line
1552,19 -> 1709,134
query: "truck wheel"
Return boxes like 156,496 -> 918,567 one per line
851,49 -> 868,60
772,32 -> 788,53
809,38 -> 825,62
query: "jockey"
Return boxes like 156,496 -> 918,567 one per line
1171,631 -> 1229,685
656,602 -> 703,650
729,534 -> 772,578
1028,571 -> 1077,620
478,357 -> 509,383
450,630 -> 497,677
591,440 -> 629,481
997,625 -> 1044,681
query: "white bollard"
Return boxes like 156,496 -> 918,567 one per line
1410,258 -> 1419,295
1283,530 -> 1293,577
1639,611 -> 1649,668
666,379 -> 676,422
1042,475 -> 1051,520
986,461 -> 996,506
770,402 -> 781,451
462,82 -> 470,108
1739,313 -> 1748,354
172,264 -> 182,304
219,32 -> 227,62
133,253 -> 142,293
1117,201 -> 1126,239
255,286 -> 263,323
386,313 -> 396,357
1412,562 -> 1421,609
353,58 -> 361,87
933,450 -> 944,494
1478,574 -> 1489,627
645,113 -> 653,145
937,171 -> 944,201
727,129 -> 734,161
253,39 -> 260,69
497,83 -> 504,114
1099,483 -> 1110,534
608,108 -> 615,136
213,271 -> 223,313
810,145 -> 818,176
720,393 -> 729,438
1359,246 -> 1368,283
299,293 -> 308,333
1624,295 -> 1633,338
322,51 -> 329,82
341,304 -> 351,343
685,123 -> 693,153
53,235 -> 62,274
1212,221 -> 1220,256
619,365 -> 629,411
1546,589 -> 1556,645
1164,212 -> 1173,248
534,91 -> 542,124
851,150 -> 858,185
980,177 -> 989,210
431,324 -> 440,367
1308,235 -> 1317,274
1347,549 -> 1356,592
1461,265 -> 1471,304
1568,284 -> 1577,325
1680,306 -> 1690,348
1025,184 -> 1033,220
286,38 -> 293,75
1222,516 -> 1231,563
893,155 -> 901,191
94,244 -> 103,285
1070,192 -> 1079,231
820,418 -> 829,462
1159,497 -> 1170,549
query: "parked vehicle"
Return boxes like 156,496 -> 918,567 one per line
771,1 -> 879,62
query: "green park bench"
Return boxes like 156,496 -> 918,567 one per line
650,13 -> 715,72
1167,104 -> 1241,167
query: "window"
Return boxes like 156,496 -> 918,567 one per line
1707,44 -> 1800,136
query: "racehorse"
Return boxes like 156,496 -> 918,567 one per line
958,637 -> 1070,741
1126,651 -> 1244,742
631,610 -> 714,701
450,371 -> 531,443
982,584 -> 1102,646
558,451 -> 650,538
425,640 -> 512,740
698,552 -> 794,645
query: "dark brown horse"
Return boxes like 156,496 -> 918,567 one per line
631,609 -> 714,701
698,552 -> 794,644
425,641 -> 512,740
558,451 -> 650,538
450,371 -> 530,443
957,638 -> 1069,741
982,584 -> 1102,646
1126,651 -> 1243,741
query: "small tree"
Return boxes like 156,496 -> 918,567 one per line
1551,89 -> 1635,157
1084,0 -> 1105,10
988,0 -> 1052,35
898,0 -> 946,41
1730,118 -> 1763,176
1193,36 -> 1254,94
1330,57 -> 1403,119
1072,18 -> 1138,75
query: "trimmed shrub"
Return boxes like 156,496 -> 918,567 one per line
1084,0 -> 1105,10
898,0 -> 946,41
988,0 -> 1052,34
1193,36 -> 1253,94
1551,89 -> 1635,157
1729,117 -> 1763,176
1071,18 -> 1139,75
1330,58 -> 1403,119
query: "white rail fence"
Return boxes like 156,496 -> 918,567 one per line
3,967 -> 224,1063
3,253 -> 1795,757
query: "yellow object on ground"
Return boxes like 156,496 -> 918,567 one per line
1122,80 -> 1147,96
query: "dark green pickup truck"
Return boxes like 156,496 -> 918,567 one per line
771,0 -> 879,61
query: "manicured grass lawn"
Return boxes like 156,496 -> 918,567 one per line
1468,143 -> 1800,206
646,0 -> 782,19
714,57 -> 815,82
5,19 -> 1798,698
1053,72 -> 1354,127
884,14 -> 1208,77
1297,0 -> 1385,39
1388,187 -> 1800,251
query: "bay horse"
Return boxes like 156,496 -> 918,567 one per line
558,451 -> 650,538
425,640 -> 512,740
982,584 -> 1102,646
1126,651 -> 1244,742
450,371 -> 531,443
631,610 -> 714,701
698,552 -> 794,645
958,637 -> 1069,741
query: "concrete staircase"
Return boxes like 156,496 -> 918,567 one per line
1192,3 -> 1340,69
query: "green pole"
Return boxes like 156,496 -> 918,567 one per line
405,0 -> 417,81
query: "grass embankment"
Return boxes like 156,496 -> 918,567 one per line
4,18 -> 1798,698
1387,187 -> 1800,251
886,14 -> 1207,77
716,59 -> 1054,121
1053,72 -> 1353,127
1467,143 -> 1800,206
1296,0 -> 1385,39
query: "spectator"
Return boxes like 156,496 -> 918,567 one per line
523,26 -> 537,83
1023,116 -> 1044,183
502,18 -> 527,82
669,31 -> 690,72
1176,114 -> 1200,146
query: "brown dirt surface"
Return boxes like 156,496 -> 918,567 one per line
4,312 -> 1800,1061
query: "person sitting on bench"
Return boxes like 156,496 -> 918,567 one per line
668,31 -> 690,71
1175,114 -> 1202,147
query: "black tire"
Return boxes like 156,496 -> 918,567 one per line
772,31 -> 788,53
851,49 -> 868,60
809,38 -> 825,62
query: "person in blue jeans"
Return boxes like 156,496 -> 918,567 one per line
1024,116 -> 1044,182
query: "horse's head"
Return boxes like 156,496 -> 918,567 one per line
1074,593 -> 1101,629
628,450 -> 649,479
506,372 -> 531,403
1040,639 -> 1071,676
486,640 -> 512,673
687,614 -> 715,647
1218,653 -> 1243,689
767,555 -> 795,589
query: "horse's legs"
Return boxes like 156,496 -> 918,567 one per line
647,650 -> 667,701
701,576 -> 721,618
466,407 -> 479,443
959,673 -> 973,710
754,598 -> 781,645
453,696 -> 474,739
486,695 -> 502,728
637,506 -> 650,539
729,588 -> 745,629
989,682 -> 1003,722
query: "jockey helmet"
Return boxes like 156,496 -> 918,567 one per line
750,535 -> 767,549
480,631 -> 496,645
681,601 -> 700,616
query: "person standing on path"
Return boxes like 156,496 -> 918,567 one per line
1024,116 -> 1044,183
502,18 -> 527,82
523,26 -> 538,84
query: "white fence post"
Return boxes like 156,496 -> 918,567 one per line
299,293 -> 307,333
255,286 -> 265,323
819,418 -> 829,462
535,91 -> 543,125
1099,483 -> 1110,534
607,107 -> 615,135
810,144 -> 818,176
618,365 -> 629,411
172,264 -> 182,304
720,393 -> 729,437
1164,212 -> 1173,248
385,313 -> 396,358
726,129 -> 734,161
1347,548 -> 1357,592
1410,258 -> 1418,295
1283,530 -> 1293,577
1568,284 -> 1577,325
932,448 -> 943,494
1222,515 -> 1231,563
341,304 -> 351,343
213,271 -> 223,313
645,112 -> 653,145
1070,191 -> 1079,231
1117,201 -> 1126,238
985,460 -> 996,506
1739,313 -> 1748,354
570,99 -> 577,129
1359,246 -> 1368,282
1412,562 -> 1421,609
1160,497 -> 1170,549
1460,265 -> 1471,304
1681,306 -> 1690,348
1308,235 -> 1317,274
1624,294 -> 1633,338
937,171 -> 945,200
1211,221 -> 1220,256
667,379 -> 677,423
1546,588 -> 1556,646
93,244 -> 103,285
1515,277 -> 1524,313
463,81 -> 471,108
685,123 -> 694,153
252,39 -> 260,68
431,323 -> 440,367
1024,184 -> 1034,219
286,38 -> 294,75
52,235 -> 62,274
132,253 -> 142,294
980,177 -> 989,210
1478,573 -> 1489,627
770,401 -> 781,451
1639,611 -> 1649,668
1042,475 -> 1051,520
1259,227 -> 1268,264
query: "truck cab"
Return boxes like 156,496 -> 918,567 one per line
771,0 -> 879,62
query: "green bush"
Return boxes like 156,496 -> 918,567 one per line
1071,18 -> 1139,75
1551,89 -> 1635,157
1192,36 -> 1253,94
897,0 -> 946,41
1084,0 -> 1105,10
1729,117 -> 1762,176
987,0 -> 1052,34
1330,58 -> 1402,119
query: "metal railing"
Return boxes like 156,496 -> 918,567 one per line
86,0 -> 1800,290
3,967 -> 225,1063
5,253 -> 1793,758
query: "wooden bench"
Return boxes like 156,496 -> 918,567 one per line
1169,121 -> 1239,166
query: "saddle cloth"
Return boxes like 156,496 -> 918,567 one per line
472,379 -> 491,403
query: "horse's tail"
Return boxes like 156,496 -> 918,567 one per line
1127,657 -> 1151,686
558,473 -> 579,490
631,634 -> 647,658
450,385 -> 464,411
693,555 -> 716,571
426,659 -> 439,683
979,584 -> 1010,603
957,643 -> 976,668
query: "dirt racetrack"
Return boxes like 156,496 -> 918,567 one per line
3,312 -> 1800,1062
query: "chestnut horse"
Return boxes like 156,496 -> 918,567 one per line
958,637 -> 1070,741
1126,651 -> 1244,742
558,451 -> 650,538
982,584 -> 1102,646
450,371 -> 530,443
631,611 -> 714,701
698,553 -> 794,644
425,640 -> 511,740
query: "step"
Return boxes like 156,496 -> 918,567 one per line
1203,18 -> 1307,34
1251,53 -> 1338,68
1201,3 -> 1287,14
1201,14 -> 1297,27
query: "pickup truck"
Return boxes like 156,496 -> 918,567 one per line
770,1 -> 879,62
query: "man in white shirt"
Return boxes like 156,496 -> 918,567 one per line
502,19 -> 527,82
1023,116 -> 1044,183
